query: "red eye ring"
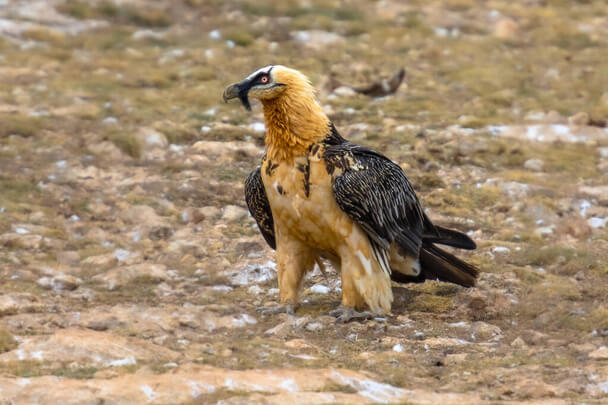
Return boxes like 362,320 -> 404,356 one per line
260,76 -> 269,84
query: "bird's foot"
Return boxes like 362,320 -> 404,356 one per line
257,303 -> 297,317
329,306 -> 375,323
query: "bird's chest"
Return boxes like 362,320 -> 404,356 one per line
261,151 -> 352,248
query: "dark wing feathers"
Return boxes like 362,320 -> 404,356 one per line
328,141 -> 426,257
244,167 -> 276,249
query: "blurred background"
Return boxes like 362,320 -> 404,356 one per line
0,0 -> 607,403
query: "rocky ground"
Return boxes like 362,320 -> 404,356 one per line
0,0 -> 607,403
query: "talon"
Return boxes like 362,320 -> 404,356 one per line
257,303 -> 296,317
329,306 -> 374,323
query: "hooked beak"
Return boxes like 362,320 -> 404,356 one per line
222,81 -> 252,111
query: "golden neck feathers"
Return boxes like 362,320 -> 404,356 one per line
261,76 -> 329,162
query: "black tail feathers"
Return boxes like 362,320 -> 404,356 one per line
418,243 -> 479,287
424,225 -> 476,250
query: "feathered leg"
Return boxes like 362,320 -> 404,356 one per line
259,236 -> 315,317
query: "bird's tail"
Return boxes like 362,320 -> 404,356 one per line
424,225 -> 476,250
418,243 -> 479,287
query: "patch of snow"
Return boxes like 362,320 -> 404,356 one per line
580,200 -> 591,217
331,370 -> 409,403
231,314 -> 257,327
140,385 -> 157,402
278,378 -> 300,391
588,217 -> 606,228
228,261 -> 277,285
113,248 -> 132,262
209,29 -> 221,39
108,356 -> 136,367
31,350 -> 44,360
289,354 -> 318,360
392,344 -> 404,352
163,362 -> 178,368
268,288 -> 279,295
310,284 -> 330,294
69,214 -> 80,221
249,122 -> 265,132
212,285 -> 233,292
248,285 -> 262,294
492,246 -> 511,254
16,378 -> 30,387
598,381 -> 608,394
226,40 -> 235,48
55,160 -> 67,169
188,380 -> 216,398
449,321 -> 469,328
14,227 -> 29,234
200,125 -> 211,133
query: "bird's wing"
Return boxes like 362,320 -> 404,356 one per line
244,167 -> 276,249
327,142 -> 427,258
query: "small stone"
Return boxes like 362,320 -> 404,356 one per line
37,274 -> 82,291
305,322 -> 323,332
310,284 -> 330,294
523,158 -> 544,172
222,205 -> 248,222
589,346 -> 608,360
494,18 -> 519,40
587,217 -> 606,229
535,226 -> 555,238
511,336 -> 528,348
568,112 -> 589,126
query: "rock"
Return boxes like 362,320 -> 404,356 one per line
587,217 -> 607,229
0,293 -> 43,316
88,141 -> 126,160
510,336 -> 528,348
0,364 -> 481,404
123,205 -> 166,227
523,158 -> 544,172
191,140 -> 260,159
535,225 -> 555,238
81,253 -> 118,270
568,112 -> 589,126
333,86 -> 357,97
222,205 -> 248,222
92,264 -> 169,290
135,127 -> 168,149
513,379 -> 557,400
0,329 -> 179,367
580,186 -> 608,206
55,250 -> 80,266
226,261 -> 276,286
0,233 -> 43,249
471,322 -> 503,341
589,346 -> 608,360
199,206 -> 221,219
309,284 -> 330,294
494,18 -> 519,40
37,274 -> 82,291
292,30 -> 344,50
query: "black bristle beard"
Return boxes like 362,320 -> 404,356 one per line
238,92 -> 252,111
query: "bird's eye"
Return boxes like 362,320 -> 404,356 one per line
260,75 -> 269,84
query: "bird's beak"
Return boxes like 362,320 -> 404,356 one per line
222,82 -> 240,103
222,81 -> 252,111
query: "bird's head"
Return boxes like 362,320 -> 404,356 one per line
222,65 -> 312,111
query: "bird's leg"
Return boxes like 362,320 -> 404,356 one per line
259,237 -> 314,317
315,258 -> 330,283
329,305 -> 375,323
